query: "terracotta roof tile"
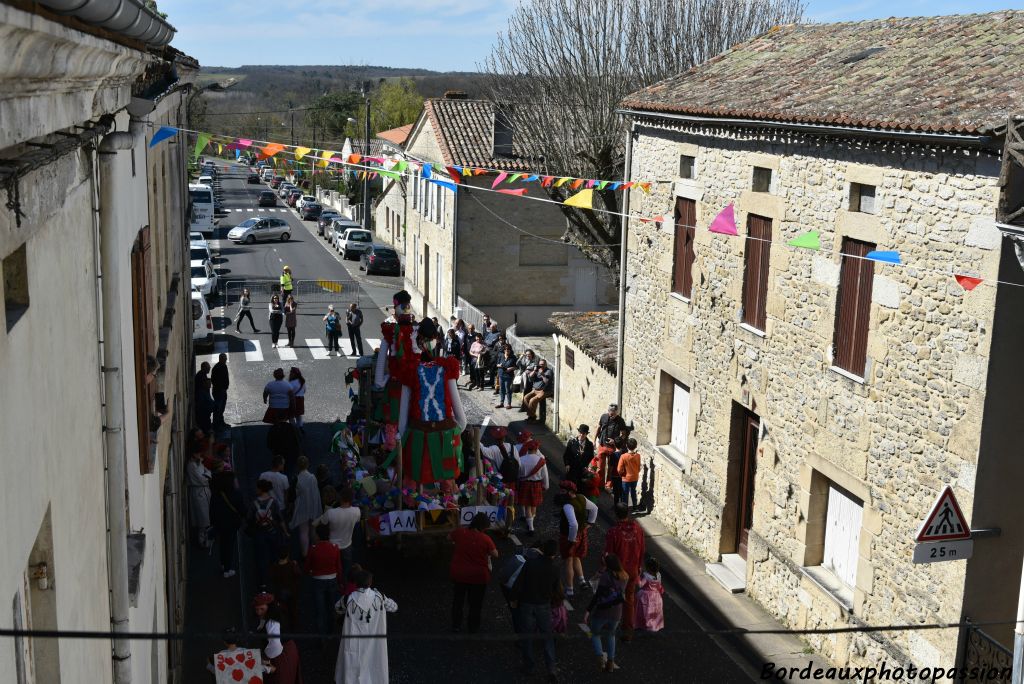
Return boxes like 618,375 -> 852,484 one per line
424,98 -> 545,171
376,123 -> 413,146
621,11 -> 1024,135
549,311 -> 618,375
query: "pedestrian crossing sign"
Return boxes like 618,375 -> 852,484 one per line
915,486 -> 971,542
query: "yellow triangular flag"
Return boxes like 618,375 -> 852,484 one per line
563,188 -> 593,209
217,143 -> 223,154
554,177 -> 571,188
320,150 -> 334,168
294,146 -> 311,161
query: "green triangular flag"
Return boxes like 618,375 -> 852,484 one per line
597,180 -> 609,190
394,160 -> 408,173
379,170 -> 400,181
509,173 -> 522,183
192,132 -> 210,161
787,230 -> 820,250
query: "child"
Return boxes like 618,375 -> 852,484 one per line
605,438 -> 625,505
634,556 -> 664,632
581,464 -> 602,503
617,438 -> 642,509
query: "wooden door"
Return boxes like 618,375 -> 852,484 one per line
735,410 -> 759,559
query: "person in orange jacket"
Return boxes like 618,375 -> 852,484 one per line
617,438 -> 641,510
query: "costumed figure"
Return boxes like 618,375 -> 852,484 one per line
372,290 -> 418,451
252,591 -> 303,684
392,318 -> 468,485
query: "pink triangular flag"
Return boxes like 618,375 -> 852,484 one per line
497,188 -> 527,196
491,172 -> 508,189
708,203 -> 737,236
955,274 -> 982,291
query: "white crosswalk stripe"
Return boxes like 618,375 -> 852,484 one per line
244,339 -> 263,362
247,208 -> 254,212
277,346 -> 297,361
234,208 -> 243,212
196,339 -> 230,366
306,338 -> 330,360
346,337 -> 381,359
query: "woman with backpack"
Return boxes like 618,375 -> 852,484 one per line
248,479 -> 289,587
584,553 -> 629,673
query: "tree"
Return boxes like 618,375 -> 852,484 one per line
482,0 -> 805,272
305,91 -> 362,147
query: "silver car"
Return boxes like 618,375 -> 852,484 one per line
227,217 -> 291,244
337,227 -> 373,259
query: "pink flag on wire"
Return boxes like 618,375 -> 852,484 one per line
497,188 -> 527,196
491,172 -> 508,189
237,139 -> 252,148
708,203 -> 738,236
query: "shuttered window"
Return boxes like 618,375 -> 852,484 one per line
670,381 -> 690,454
742,215 -> 772,330
672,198 -> 697,297
822,484 -> 863,588
832,238 -> 875,377
131,226 -> 155,474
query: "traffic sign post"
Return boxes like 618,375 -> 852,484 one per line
915,486 -> 971,543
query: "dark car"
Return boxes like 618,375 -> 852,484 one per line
247,171 -> 260,183
360,244 -> 402,276
258,190 -> 277,207
287,189 -> 302,207
270,176 -> 285,189
317,211 -> 341,236
300,202 -> 323,220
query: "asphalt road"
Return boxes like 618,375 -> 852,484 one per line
184,163 -> 754,683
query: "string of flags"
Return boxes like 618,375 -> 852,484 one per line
153,124 -> 998,293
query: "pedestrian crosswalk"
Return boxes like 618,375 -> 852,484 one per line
233,208 -> 297,213
197,337 -> 380,366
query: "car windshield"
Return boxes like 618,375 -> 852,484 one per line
189,189 -> 212,203
237,219 -> 258,229
302,196 -> 315,202
260,192 -> 274,198
374,249 -> 398,258
191,266 -> 207,279
349,231 -> 371,242
191,300 -> 202,320
190,248 -> 207,261
305,204 -> 321,210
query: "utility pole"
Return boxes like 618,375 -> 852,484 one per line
362,80 -> 372,232
289,100 -> 295,145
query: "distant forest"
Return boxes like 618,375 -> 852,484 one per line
192,64 -> 488,144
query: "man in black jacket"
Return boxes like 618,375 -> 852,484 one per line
596,403 -> 627,446
511,539 -> 561,681
211,353 -> 230,429
562,424 -> 594,489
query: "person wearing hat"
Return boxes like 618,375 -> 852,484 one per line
555,480 -> 598,598
595,403 -> 627,482
562,424 -> 594,491
323,305 -> 343,356
252,590 -> 302,683
279,265 -> 293,299
517,439 -> 549,534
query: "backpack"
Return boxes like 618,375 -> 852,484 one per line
594,576 -> 625,610
498,444 -> 519,484
252,498 -> 276,531
497,553 -> 528,603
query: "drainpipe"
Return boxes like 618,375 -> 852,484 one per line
97,115 -> 145,684
615,120 -> 636,407
551,333 -> 560,435
451,182 -> 458,316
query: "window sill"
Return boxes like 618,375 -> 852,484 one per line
737,322 -> 766,338
655,445 -> 688,473
669,292 -> 691,304
801,566 -> 854,613
828,365 -> 866,385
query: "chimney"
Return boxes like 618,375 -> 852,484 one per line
443,90 -> 468,100
493,107 -> 513,158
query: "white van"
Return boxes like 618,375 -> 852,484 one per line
188,183 -> 216,235
261,168 -> 274,182
191,288 -> 213,349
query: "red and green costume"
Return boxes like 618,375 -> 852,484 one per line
393,356 -> 463,484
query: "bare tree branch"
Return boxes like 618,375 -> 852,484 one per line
482,0 -> 805,273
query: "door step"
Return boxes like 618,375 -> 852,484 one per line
707,553 -> 747,594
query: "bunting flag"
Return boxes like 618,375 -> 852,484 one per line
554,177 -> 571,188
262,142 -> 284,157
445,166 -> 462,184
216,143 -> 223,155
379,170 -> 400,181
866,250 -> 901,265
586,179 -> 597,188
708,204 -> 738,236
787,230 -> 821,251
237,139 -> 252,149
525,174 -> 539,182
423,163 -> 432,179
394,160 -> 408,173
622,182 -> 635,190
598,180 -> 609,190
428,178 -> 456,192
491,172 -> 508,189
148,126 -> 178,148
509,173 -> 523,183
348,154 -> 362,165
192,132 -> 211,161
609,182 -> 622,191
541,176 -> 554,187
235,149 -> 241,159
294,146 -> 311,161
570,179 -> 585,190
639,182 -> 652,194
955,274 -> 983,291
498,188 -> 527,196
320,150 -> 334,168
563,188 -> 593,209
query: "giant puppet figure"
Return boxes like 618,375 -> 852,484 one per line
373,290 -> 418,449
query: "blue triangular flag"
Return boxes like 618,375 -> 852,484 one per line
428,178 -> 456,192
525,174 -> 539,182
148,126 -> 178,148
422,163 -> 432,179
235,149 -> 241,159
609,181 -> 622,191
453,165 -> 463,174
865,250 -> 901,265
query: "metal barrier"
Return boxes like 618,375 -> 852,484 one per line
958,621 -> 1012,683
455,296 -> 497,332
223,279 -> 359,307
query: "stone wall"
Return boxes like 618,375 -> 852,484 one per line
620,120 -> 1002,669
553,336 -> 618,440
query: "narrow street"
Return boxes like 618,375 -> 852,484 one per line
184,163 -> 754,682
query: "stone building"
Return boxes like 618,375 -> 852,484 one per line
0,2 -> 197,682
374,92 -> 617,332
549,311 -> 619,439
616,12 -> 1024,672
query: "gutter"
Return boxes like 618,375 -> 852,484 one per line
615,120 -> 635,407
616,108 -> 995,148
37,0 -> 176,47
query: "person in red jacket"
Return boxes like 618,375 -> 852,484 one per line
450,512 -> 499,633
603,503 -> 646,640
305,524 -> 342,635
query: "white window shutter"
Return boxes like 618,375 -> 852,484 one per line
670,382 -> 689,453
823,485 -> 863,588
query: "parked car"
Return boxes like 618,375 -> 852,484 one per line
329,218 -> 361,246
337,226 -> 373,259
192,288 -> 213,349
317,211 -> 341,236
190,242 -> 213,265
190,231 -> 208,248
261,168 -> 274,181
247,171 -> 261,184
296,195 -> 317,211
258,190 -> 277,207
287,189 -> 303,207
278,183 -> 296,198
197,174 -> 214,187
360,244 -> 402,276
270,176 -> 285,189
300,202 -> 322,220
190,259 -> 218,297
227,217 -> 291,244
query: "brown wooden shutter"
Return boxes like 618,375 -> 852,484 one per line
832,238 -> 875,376
673,197 -> 697,297
742,215 -> 772,330
131,226 -> 155,473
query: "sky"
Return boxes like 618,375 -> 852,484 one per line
161,0 -> 1024,71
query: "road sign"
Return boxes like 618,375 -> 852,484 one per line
913,539 -> 974,564
915,486 -> 971,542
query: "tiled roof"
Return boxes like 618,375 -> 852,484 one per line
424,98 -> 545,171
549,311 -> 618,375
376,123 -> 413,147
621,11 -> 1024,136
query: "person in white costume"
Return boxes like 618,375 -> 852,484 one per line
335,569 -> 398,684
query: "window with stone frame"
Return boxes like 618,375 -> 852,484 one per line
672,197 -> 697,298
741,214 -> 772,330
822,483 -> 863,588
849,182 -> 876,214
131,226 -> 157,474
656,372 -> 690,465
679,154 -> 696,180
832,237 -> 875,377
564,346 -> 575,369
752,166 -> 773,193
